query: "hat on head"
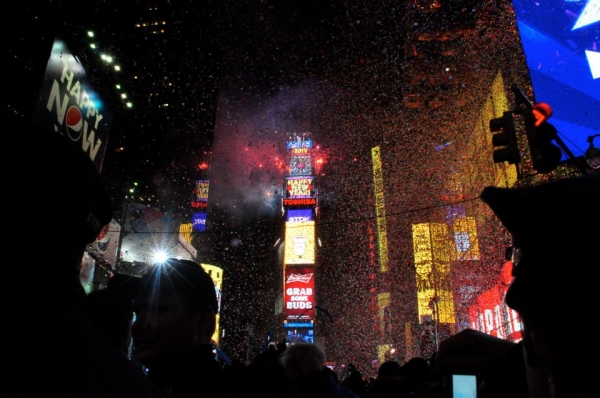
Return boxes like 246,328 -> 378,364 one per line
140,258 -> 218,313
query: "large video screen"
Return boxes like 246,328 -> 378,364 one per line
512,0 -> 600,160
284,221 -> 316,264
285,176 -> 315,199
286,209 -> 313,222
284,267 -> 315,322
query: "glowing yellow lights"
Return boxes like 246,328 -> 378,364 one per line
378,292 -> 391,338
453,217 -> 480,260
284,221 -> 316,265
100,54 -> 114,63
126,102 -> 133,108
121,93 -> 127,99
87,31 -> 94,38
200,263 -> 223,345
412,223 -> 456,325
372,146 -> 389,272
90,43 -> 97,49
114,65 -> 121,71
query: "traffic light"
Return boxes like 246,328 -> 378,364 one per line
489,111 -> 520,164
523,103 -> 562,173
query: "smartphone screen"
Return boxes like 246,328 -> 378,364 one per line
452,374 -> 477,398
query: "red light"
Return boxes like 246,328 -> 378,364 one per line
532,102 -> 553,127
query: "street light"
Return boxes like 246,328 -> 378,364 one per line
585,134 -> 600,169
429,295 -> 440,350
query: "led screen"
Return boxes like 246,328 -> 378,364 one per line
285,176 -> 315,199
192,212 -> 206,231
284,267 -> 315,322
284,221 -> 316,264
195,180 -> 209,202
286,134 -> 313,149
286,209 -> 313,222
286,327 -> 314,344
290,156 -> 312,175
512,0 -> 600,160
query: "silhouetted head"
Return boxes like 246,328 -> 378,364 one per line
480,174 -> 599,332
132,258 -> 218,369
481,173 -> 599,396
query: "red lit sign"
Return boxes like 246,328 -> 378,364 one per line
284,267 -> 315,322
191,201 -> 208,209
468,262 -> 523,342
283,198 -> 316,207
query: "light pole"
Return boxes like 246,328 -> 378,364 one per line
429,295 -> 440,350
585,134 -> 600,170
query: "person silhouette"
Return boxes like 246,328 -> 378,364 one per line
435,173 -> 600,398
132,257 -> 249,398
3,119 -> 164,397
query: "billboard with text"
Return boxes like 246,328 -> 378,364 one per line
284,267 -> 315,322
284,221 -> 315,264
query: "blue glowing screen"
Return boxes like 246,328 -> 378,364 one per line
512,0 -> 600,160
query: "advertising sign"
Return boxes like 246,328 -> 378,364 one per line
286,326 -> 314,344
286,134 -> 313,149
290,156 -> 312,176
283,197 -> 317,207
284,267 -> 315,322
468,262 -> 523,342
285,176 -> 315,198
284,221 -> 315,264
195,180 -> 210,202
192,212 -> 206,232
286,209 -> 313,222
201,263 -> 223,345
87,219 -> 121,268
32,38 -> 113,172
512,0 -> 600,160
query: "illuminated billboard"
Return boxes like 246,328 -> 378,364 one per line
512,1 -> 600,161
192,212 -> 206,232
286,209 -> 313,222
285,326 -> 314,344
286,133 -> 313,149
412,223 -> 456,325
468,262 -> 523,342
283,197 -> 317,207
291,148 -> 310,156
32,38 -> 113,171
195,180 -> 209,202
285,176 -> 315,199
201,263 -> 223,345
284,267 -> 315,322
452,217 -> 480,261
290,156 -> 312,176
284,221 -> 316,264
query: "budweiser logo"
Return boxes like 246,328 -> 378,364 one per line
286,273 -> 313,284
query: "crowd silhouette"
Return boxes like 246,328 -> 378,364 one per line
4,83 -> 597,398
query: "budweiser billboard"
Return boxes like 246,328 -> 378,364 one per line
284,267 -> 315,322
